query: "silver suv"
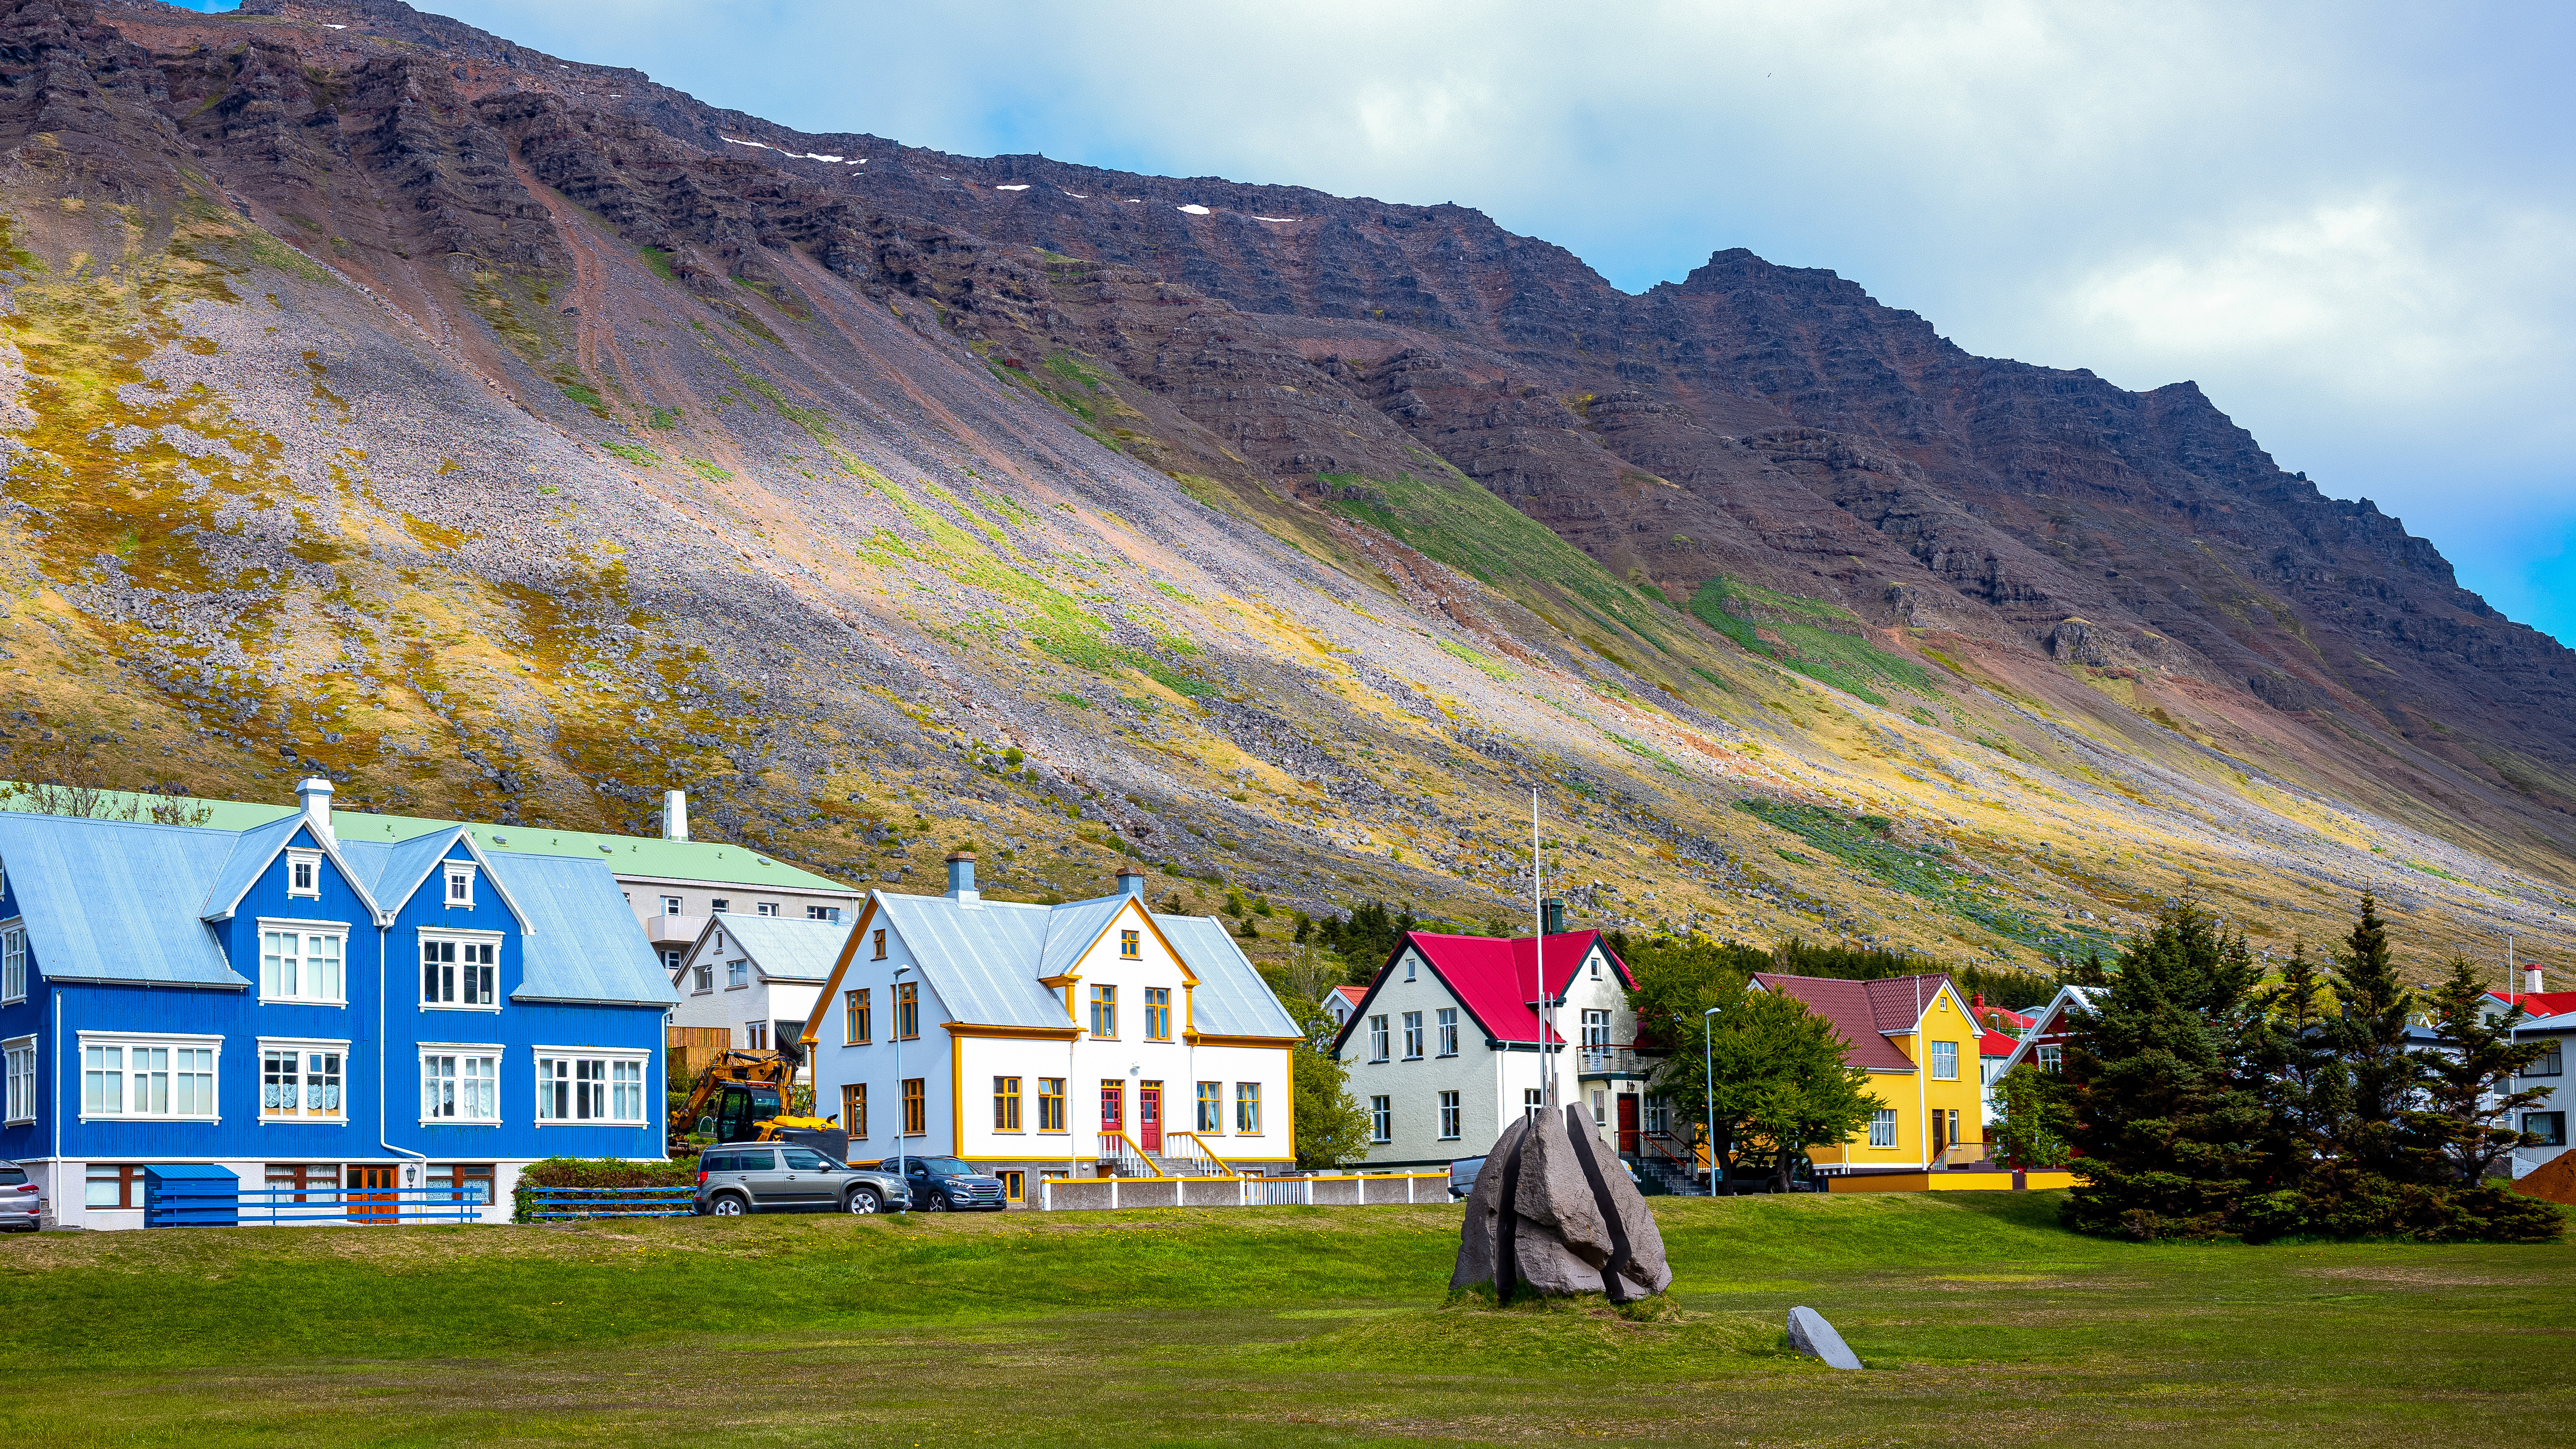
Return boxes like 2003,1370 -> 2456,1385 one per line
693,1143 -> 911,1216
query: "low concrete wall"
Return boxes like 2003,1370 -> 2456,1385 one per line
1828,1169 -> 2078,1193
1039,1173 -> 1451,1211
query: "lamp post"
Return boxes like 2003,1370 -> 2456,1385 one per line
1703,1005 -> 1722,1194
892,963 -> 911,1188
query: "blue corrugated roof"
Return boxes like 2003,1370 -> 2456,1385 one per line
198,813 -> 320,922
488,851 -> 678,1007
1156,914 -> 1301,1038
0,813 -> 248,987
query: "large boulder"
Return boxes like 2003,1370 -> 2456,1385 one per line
1453,1105 -> 1672,1303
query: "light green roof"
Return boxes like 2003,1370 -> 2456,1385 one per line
2,785 -> 856,895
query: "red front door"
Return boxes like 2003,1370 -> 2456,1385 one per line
1616,1092 -> 1639,1157
1139,1082 -> 1163,1153
1100,1081 -> 1124,1134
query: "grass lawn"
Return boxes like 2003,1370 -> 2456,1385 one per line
0,1191 -> 2567,1445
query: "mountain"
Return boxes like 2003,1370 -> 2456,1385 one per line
1,0 -> 2569,978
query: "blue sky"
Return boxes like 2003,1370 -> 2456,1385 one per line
411,0 -> 2575,646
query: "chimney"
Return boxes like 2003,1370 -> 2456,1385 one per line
2528,962 -> 2546,996
1542,896 -> 1565,935
1116,866 -> 1146,899
295,777 -> 335,847
946,850 -> 979,907
662,789 -> 689,842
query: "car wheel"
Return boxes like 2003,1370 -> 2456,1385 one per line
845,1188 -> 882,1215
710,1194 -> 749,1217
920,1190 -> 948,1212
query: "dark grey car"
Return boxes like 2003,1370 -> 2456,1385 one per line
693,1143 -> 910,1216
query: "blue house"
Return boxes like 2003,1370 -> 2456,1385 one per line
0,779 -> 679,1227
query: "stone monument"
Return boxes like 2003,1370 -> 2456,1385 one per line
1452,1105 -> 1672,1304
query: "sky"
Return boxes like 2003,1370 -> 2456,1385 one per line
402,0 -> 2576,645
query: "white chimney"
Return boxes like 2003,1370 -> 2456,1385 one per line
296,777 -> 335,847
2527,962 -> 2546,995
663,789 -> 689,842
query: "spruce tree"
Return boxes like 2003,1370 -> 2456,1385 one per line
2060,904 -> 2269,1240
2408,956 -> 2560,1252
2318,892 -> 2426,1182
2245,939 -> 2348,1188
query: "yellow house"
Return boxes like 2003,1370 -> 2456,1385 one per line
1748,971 -> 1986,1172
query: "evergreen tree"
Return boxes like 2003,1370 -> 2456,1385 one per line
2319,893 -> 2426,1182
1280,994 -> 1371,1168
1988,1063 -> 2073,1169
1311,900 -> 1416,984
2244,939 -> 2348,1192
2414,956 -> 2553,1186
2059,904 -> 2270,1240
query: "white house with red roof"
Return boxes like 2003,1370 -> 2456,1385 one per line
2488,962 -> 2573,1176
1330,917 -> 1640,1169
1320,984 -> 1367,1033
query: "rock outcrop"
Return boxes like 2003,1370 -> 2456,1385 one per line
1453,1106 -> 1672,1304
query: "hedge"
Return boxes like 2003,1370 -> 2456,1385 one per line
510,1154 -> 698,1223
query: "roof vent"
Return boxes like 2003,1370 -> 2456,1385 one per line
946,850 -> 979,908
662,789 -> 689,841
2528,962 -> 2546,995
1116,866 -> 1145,899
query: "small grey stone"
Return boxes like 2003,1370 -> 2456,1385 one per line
1786,1305 -> 1862,1370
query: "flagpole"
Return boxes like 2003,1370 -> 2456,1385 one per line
1532,787 -> 1548,1114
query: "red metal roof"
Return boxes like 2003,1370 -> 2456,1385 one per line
2490,989 -> 2576,1017
1749,971 -> 1955,1073
1334,930 -> 1627,1048
1329,985 -> 1367,1008
1978,1028 -> 2020,1056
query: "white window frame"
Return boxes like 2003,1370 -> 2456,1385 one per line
1929,1040 -> 1958,1080
78,1032 -> 223,1123
3,1034 -> 35,1125
1367,1014 -> 1389,1063
1436,1007 -> 1458,1058
284,848 -> 323,900
1368,1094 -> 1391,1144
660,896 -> 683,915
419,1043 -> 504,1126
0,918 -> 23,1005
256,918 -> 350,1005
1869,1108 -> 1898,1148
533,1047 -> 651,1126
2036,1044 -> 2063,1074
257,1036 -> 350,1124
693,959 -> 715,994
756,902 -> 779,917
1401,1011 -> 1423,1060
444,861 -> 478,909
726,958 -> 750,990
1437,1089 -> 1461,1141
1581,1009 -> 1611,1048
419,927 -> 503,1012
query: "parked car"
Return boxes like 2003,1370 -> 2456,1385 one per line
693,1143 -> 911,1216
1721,1154 -> 1823,1194
0,1163 -> 37,1231
855,1155 -> 1008,1211
1448,1157 -> 1486,1200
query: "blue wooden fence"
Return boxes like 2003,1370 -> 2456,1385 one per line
520,1185 -> 696,1220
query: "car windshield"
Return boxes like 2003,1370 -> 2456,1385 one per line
912,1157 -> 974,1175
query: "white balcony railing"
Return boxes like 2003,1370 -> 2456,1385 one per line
1576,1045 -> 1646,1076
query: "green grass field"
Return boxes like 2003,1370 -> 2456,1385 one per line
0,1192 -> 2566,1445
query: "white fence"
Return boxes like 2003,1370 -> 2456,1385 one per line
1038,1172 -> 1451,1211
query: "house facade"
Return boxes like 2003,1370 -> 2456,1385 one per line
1330,927 -> 1640,1170
0,781 -> 677,1229
1988,983 -> 2102,1082
797,857 -> 1300,1204
668,914 -> 849,1059
1749,972 -> 1985,1172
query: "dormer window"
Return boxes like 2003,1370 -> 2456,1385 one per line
445,863 -> 476,908
285,849 -> 322,900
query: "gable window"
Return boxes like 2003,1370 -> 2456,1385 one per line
421,1048 -> 501,1124
1929,1041 -> 1959,1079
727,959 -> 750,989
420,935 -> 498,1009
1436,1008 -> 1459,1057
2,1036 -> 32,1125
1038,1077 -> 1066,1133
841,1083 -> 868,1138
1089,984 -> 1118,1039
844,988 -> 872,1044
693,961 -> 714,993
757,902 -> 779,917
260,923 -> 348,1005
1196,1080 -> 1222,1133
1402,1011 -> 1424,1059
260,1042 -> 346,1121
872,928 -> 888,961
444,863 -> 475,908
895,982 -> 920,1040
2533,1040 -> 2564,1077
285,849 -> 322,900
2,922 -> 25,1005
1368,1094 -> 1390,1143
1235,1081 -> 1263,1135
902,1078 -> 926,1136
993,1075 -> 1023,1131
81,1036 -> 220,1120
1869,1109 -> 1898,1148
535,1052 -> 647,1124
1368,1015 -> 1390,1063
1589,956 -> 1600,980
1144,987 -> 1172,1041
2036,1045 -> 2063,1075
1439,1090 -> 1462,1140
1120,929 -> 1140,960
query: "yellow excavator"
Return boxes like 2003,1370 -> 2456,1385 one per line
669,1049 -> 848,1159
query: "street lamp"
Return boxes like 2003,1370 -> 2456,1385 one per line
1703,1005 -> 1722,1194
892,964 -> 911,1187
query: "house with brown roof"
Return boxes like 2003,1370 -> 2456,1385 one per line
1749,971 -> 1986,1173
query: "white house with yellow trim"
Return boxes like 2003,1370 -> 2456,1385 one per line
797,855 -> 1300,1203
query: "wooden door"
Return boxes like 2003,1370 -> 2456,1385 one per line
1616,1092 -> 1639,1157
348,1165 -> 399,1224
1931,1108 -> 1949,1161
1139,1082 -> 1163,1153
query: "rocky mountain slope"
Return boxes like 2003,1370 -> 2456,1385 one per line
0,0 -> 2568,977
